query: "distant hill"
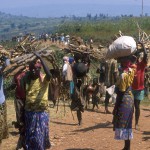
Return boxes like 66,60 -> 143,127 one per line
0,11 -> 150,46
0,11 -> 129,41
0,11 -> 112,41
0,11 -> 65,40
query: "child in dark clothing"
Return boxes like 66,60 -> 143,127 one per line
92,78 -> 100,111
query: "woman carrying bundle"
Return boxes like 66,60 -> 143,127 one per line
22,52 -> 51,150
113,56 -> 135,150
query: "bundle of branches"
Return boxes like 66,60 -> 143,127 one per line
70,36 -> 84,46
0,46 -> 11,66
3,47 -> 57,77
136,23 -> 150,49
133,22 -> 150,59
14,33 -> 39,53
66,43 -> 107,62
0,49 -> 10,58
67,35 -> 107,61
136,23 -> 150,65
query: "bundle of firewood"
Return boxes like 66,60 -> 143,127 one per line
15,34 -> 39,53
67,43 -> 107,62
0,46 -> 11,66
0,49 -> 10,57
3,47 -> 55,77
70,36 -> 84,46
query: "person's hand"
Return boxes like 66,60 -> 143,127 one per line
34,52 -> 41,58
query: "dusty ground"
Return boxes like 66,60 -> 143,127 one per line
1,41 -> 150,150
1,100 -> 150,150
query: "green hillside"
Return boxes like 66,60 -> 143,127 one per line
0,11 -> 150,45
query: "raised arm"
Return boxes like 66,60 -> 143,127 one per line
138,41 -> 148,63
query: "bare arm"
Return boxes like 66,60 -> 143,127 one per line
138,41 -> 148,62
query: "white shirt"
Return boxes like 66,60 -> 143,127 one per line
62,63 -> 68,76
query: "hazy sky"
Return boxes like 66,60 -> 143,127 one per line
1,0 -> 149,7
0,0 -> 150,17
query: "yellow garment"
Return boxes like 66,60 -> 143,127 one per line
116,68 -> 135,92
25,75 -> 49,112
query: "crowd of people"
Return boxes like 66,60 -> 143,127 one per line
0,39 -> 149,150
60,41 -> 149,150
38,33 -> 70,46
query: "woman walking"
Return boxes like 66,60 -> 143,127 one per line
23,52 -> 51,150
113,57 -> 135,150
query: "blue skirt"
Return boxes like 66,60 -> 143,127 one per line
132,89 -> 145,101
25,111 -> 51,150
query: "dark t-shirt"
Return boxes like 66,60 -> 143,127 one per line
14,71 -> 26,99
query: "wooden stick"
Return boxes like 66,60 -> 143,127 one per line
8,65 -> 25,76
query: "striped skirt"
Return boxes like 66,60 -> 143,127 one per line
25,111 -> 51,150
113,90 -> 134,140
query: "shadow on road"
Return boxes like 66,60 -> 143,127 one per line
142,108 -> 150,112
142,131 -> 150,141
9,131 -> 19,136
73,121 -> 112,132
65,148 -> 94,150
51,121 -> 77,126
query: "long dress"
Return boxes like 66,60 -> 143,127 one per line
113,68 -> 135,140
24,75 -> 51,150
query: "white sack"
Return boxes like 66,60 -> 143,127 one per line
106,36 -> 137,59
106,85 -> 115,95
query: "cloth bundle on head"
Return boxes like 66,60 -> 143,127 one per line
106,36 -> 137,59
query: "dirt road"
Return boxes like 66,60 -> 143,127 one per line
1,100 -> 150,150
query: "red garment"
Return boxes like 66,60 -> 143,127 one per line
132,59 -> 147,90
14,71 -> 26,100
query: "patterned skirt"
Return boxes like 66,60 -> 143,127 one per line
113,91 -> 134,140
0,101 -> 9,144
25,111 -> 51,150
